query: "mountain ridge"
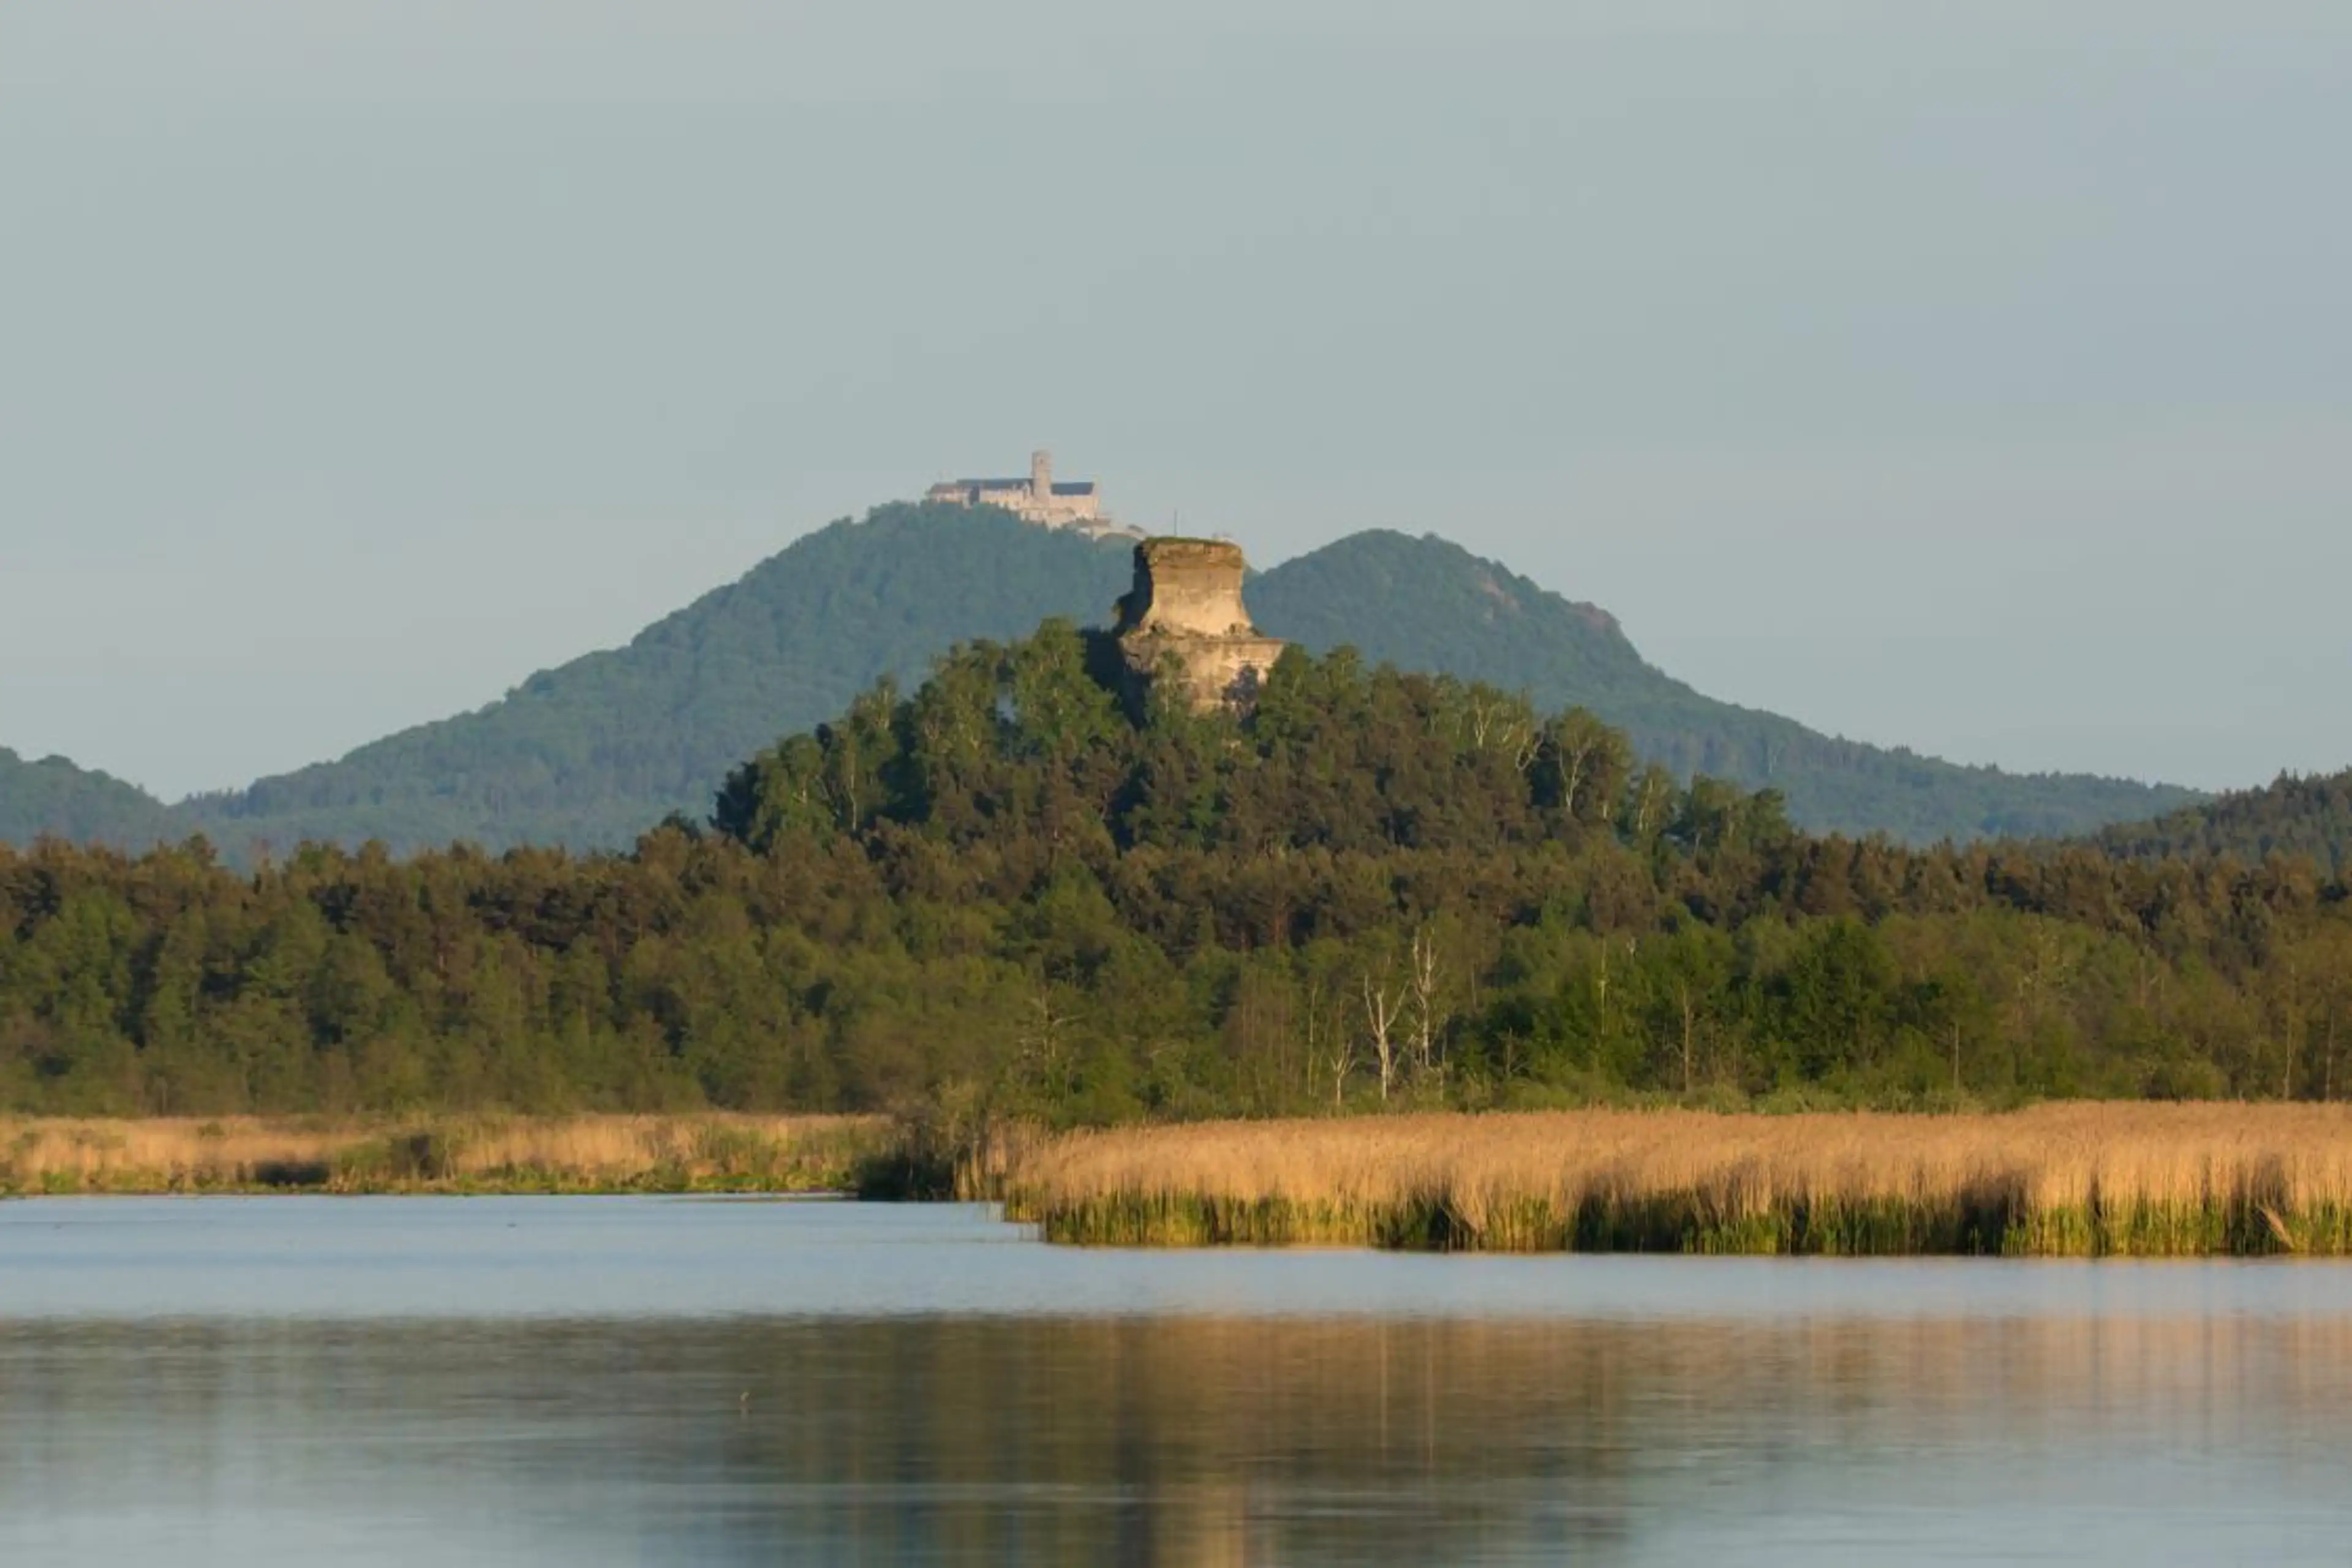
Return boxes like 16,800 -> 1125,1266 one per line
172,505 -> 1136,853
4,503 -> 2206,854
0,747 -> 180,849
1249,530 -> 2200,841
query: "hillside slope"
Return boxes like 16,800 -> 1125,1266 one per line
1250,532 -> 2203,841
2089,769 -> 2352,873
176,504 -> 1133,855
5,510 -> 2203,854
0,749 -> 178,849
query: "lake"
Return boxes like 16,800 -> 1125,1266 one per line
4,1197 -> 2350,1564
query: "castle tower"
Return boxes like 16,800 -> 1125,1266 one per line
1114,537 -> 1288,710
926,448 -> 1122,535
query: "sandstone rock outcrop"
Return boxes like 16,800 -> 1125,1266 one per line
1114,538 -> 1287,709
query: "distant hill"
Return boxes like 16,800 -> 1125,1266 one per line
4,504 -> 2203,855
0,748 -> 178,849
2089,769 -> 2352,873
1250,531 -> 2205,842
175,503 -> 1135,856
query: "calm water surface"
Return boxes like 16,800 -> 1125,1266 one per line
3,1197 -> 2350,1564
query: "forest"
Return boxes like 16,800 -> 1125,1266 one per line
0,747 -> 180,850
1249,528 -> 2200,840
2092,768 -> 2352,875
1,621 -> 2344,1123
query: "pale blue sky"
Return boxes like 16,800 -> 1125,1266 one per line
4,1 -> 2347,801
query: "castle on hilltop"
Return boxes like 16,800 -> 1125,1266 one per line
926,450 -> 1139,537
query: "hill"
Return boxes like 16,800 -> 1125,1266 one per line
2090,769 -> 2352,873
6,507 -> 2202,854
0,748 -> 178,849
173,503 -> 1134,856
1248,531 -> 2203,841
0,625 -> 2329,1121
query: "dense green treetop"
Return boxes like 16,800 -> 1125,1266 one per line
712,621 -> 1777,863
2091,769 -> 2352,873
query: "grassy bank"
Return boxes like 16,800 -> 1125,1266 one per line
998,1105 -> 2352,1256
0,1114 -> 903,1196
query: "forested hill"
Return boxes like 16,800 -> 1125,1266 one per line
2090,770 -> 2352,873
0,749 -> 176,849
173,505 -> 1135,856
5,505 -> 2201,855
0,627 -> 2335,1121
1250,531 -> 2203,842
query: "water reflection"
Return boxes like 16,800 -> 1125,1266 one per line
6,1308 -> 2352,1564
4,1200 -> 2352,1563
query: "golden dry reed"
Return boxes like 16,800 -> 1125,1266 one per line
0,1114 -> 895,1196
1000,1105 -> 2352,1256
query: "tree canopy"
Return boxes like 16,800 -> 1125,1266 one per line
0,626 -> 2340,1123
0,749 -> 178,850
1251,529 -> 2205,840
2092,769 -> 2352,875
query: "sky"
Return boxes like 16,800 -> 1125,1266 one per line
3,1 -> 2348,802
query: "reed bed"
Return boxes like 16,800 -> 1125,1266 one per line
999,1105 -> 2352,1256
0,1114 -> 896,1196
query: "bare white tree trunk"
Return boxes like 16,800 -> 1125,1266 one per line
1679,981 -> 1698,1095
1362,968 -> 1404,1102
1321,993 -> 1356,1107
1409,927 -> 1442,1079
1302,974 -> 1324,1098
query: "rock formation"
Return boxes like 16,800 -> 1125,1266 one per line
1114,538 -> 1287,709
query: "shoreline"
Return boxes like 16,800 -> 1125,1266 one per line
19,1104 -> 2352,1259
995,1104 -> 2352,1258
0,1114 -> 902,1198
